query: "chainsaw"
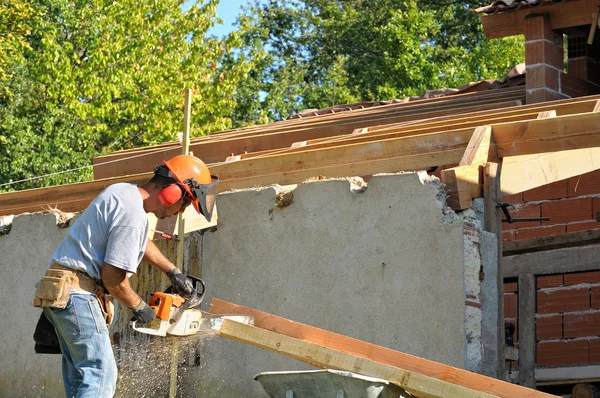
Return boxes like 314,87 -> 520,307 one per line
132,276 -> 254,336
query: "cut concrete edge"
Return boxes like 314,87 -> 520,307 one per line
0,211 -> 78,235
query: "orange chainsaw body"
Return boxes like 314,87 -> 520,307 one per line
148,292 -> 186,321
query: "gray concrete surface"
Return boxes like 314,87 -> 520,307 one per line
0,213 -> 68,397
183,173 -> 466,397
1,172 -> 471,397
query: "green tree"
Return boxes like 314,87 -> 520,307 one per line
230,0 -> 524,123
0,0 -> 40,99
0,0 -> 260,191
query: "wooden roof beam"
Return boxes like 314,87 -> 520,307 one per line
211,299 -> 557,398
442,109 -> 600,210
441,126 -> 497,210
92,90 -> 526,179
3,110 -> 600,217
500,107 -> 600,197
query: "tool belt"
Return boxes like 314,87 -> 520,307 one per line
33,263 -> 114,326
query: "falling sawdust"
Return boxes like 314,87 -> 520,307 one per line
114,332 -> 218,398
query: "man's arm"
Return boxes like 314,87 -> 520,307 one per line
102,263 -> 142,308
143,239 -> 176,273
143,239 -> 194,296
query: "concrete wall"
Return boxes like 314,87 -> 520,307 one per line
0,214 -> 68,397
0,172 -> 477,397
181,173 -> 467,396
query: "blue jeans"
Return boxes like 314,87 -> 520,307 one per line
43,293 -> 117,398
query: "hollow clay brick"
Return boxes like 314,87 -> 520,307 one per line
542,198 -> 593,225
504,293 -> 518,319
536,315 -> 563,341
502,230 -> 515,242
504,280 -> 518,293
591,339 -> 600,363
537,340 -> 589,367
593,287 -> 600,310
516,225 -> 566,240
568,170 -> 600,197
523,180 -> 568,202
537,274 -> 563,289
537,287 -> 590,314
565,271 -> 600,286
564,312 -> 600,338
567,221 -> 600,233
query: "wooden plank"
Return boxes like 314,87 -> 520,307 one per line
492,111 -> 600,157
441,165 -> 482,210
218,320 -> 499,398
211,299 -> 557,398
459,126 -> 498,166
503,228 -> 600,256
441,125 -> 497,210
500,148 -> 600,196
518,274 -> 537,388
208,96 -> 598,165
503,243 -> 600,278
92,90 -> 526,178
5,109 -> 600,217
499,105 -> 599,196
480,0 -> 600,39
239,108 -> 537,163
588,6 -> 600,45
483,163 -> 505,380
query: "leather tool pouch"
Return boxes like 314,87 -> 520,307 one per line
32,269 -> 74,309
96,286 -> 115,327
33,312 -> 61,354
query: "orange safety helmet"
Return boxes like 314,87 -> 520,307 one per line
157,155 -> 219,222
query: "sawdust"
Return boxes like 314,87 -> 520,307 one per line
41,206 -> 76,228
114,332 -> 218,398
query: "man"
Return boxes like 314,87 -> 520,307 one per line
34,154 -> 218,397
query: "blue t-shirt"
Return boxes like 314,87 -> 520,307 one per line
52,183 -> 149,280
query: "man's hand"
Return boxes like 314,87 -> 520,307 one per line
131,301 -> 157,324
167,268 -> 194,297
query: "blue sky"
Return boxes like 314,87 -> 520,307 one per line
209,0 -> 251,37
183,1 -> 254,37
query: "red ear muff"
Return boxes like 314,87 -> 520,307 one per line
158,184 -> 184,206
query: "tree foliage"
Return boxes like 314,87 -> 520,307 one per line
0,0 -> 260,191
229,0 -> 524,123
1,0 -> 524,192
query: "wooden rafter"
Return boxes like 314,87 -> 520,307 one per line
442,109 -> 600,210
500,104 -> 600,197
503,228 -> 600,256
441,125 -> 497,210
3,109 -> 600,218
92,88 -> 526,179
211,299 -> 557,398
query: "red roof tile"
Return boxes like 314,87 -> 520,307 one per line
476,0 -> 567,15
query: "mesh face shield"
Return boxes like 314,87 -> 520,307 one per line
155,163 -> 218,221
189,175 -> 219,222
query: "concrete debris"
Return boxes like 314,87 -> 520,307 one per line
275,190 -> 294,208
0,215 -> 13,235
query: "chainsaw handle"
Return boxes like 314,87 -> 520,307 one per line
187,276 -> 205,296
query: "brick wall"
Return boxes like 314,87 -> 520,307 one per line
501,169 -> 600,242
536,272 -> 600,367
499,169 -> 600,369
505,272 -> 600,368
